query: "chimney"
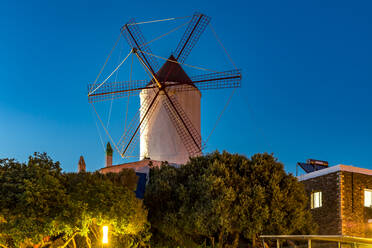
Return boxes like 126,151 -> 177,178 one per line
106,142 -> 113,167
78,155 -> 86,173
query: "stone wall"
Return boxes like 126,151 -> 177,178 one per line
340,171 -> 372,237
301,170 -> 372,237
301,172 -> 342,235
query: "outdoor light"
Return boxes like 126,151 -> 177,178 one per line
102,225 -> 109,244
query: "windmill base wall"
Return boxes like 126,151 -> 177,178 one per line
139,88 -> 201,165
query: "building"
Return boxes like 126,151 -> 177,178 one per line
298,164 -> 372,237
99,158 -> 163,198
139,57 -> 201,165
78,142 -> 180,198
84,142 -> 179,198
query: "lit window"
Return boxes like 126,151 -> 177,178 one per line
311,191 -> 322,209
364,190 -> 372,207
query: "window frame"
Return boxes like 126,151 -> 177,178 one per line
364,189 -> 372,207
311,191 -> 322,209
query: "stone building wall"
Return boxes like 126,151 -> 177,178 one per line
301,172 -> 342,235
301,169 -> 372,237
340,171 -> 372,237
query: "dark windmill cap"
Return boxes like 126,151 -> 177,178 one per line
148,55 -> 197,90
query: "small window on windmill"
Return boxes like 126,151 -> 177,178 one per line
364,189 -> 372,207
311,191 -> 322,209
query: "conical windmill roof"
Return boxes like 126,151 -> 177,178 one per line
148,55 -> 197,90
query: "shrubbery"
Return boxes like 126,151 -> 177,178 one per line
145,151 -> 316,248
0,153 -> 150,248
0,151 -> 315,248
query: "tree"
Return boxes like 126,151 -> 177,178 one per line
0,153 -> 150,248
145,151 -> 316,248
0,153 -> 69,248
62,171 -> 150,248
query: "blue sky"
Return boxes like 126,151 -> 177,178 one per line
1,0 -> 371,174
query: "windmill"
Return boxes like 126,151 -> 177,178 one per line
88,13 -> 241,165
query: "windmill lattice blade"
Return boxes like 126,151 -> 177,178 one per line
174,13 -> 211,64
160,69 -> 241,93
87,80 -> 155,103
121,19 -> 159,75
190,69 -> 241,90
162,93 -> 202,157
118,90 -> 160,158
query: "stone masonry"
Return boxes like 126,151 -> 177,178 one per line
340,171 -> 372,237
299,165 -> 372,238
301,172 -> 342,235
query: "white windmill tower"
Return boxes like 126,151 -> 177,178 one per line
88,13 -> 241,165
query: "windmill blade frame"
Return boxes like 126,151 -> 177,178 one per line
121,18 -> 159,76
173,13 -> 211,64
190,69 -> 241,90
158,69 -> 242,93
87,80 -> 156,103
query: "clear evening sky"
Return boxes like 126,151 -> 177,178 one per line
1,0 -> 371,174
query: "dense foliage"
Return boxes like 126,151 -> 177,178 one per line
0,153 -> 150,248
0,151 -> 316,248
145,151 -> 316,247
